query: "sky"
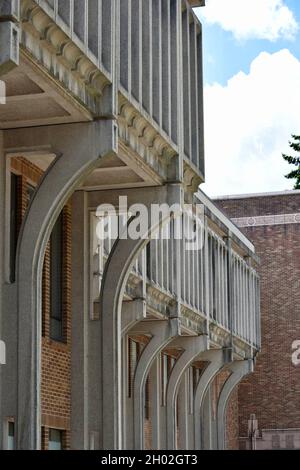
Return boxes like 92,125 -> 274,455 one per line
195,0 -> 300,197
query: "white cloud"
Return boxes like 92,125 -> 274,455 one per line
198,0 -> 298,41
202,49 -> 300,197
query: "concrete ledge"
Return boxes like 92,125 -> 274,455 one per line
0,0 -> 20,22
0,21 -> 19,75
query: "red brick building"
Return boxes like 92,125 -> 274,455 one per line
216,191 -> 300,450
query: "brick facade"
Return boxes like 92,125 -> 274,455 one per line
216,192 -> 300,449
10,157 -> 72,450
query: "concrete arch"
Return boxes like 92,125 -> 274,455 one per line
194,348 -> 232,449
100,184 -> 183,450
131,319 -> 180,450
217,359 -> 254,450
165,335 -> 208,450
4,121 -> 116,449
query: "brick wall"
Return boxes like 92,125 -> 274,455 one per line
216,193 -> 300,448
10,157 -> 72,450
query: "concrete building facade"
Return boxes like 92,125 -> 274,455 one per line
216,191 -> 300,450
0,0 -> 260,450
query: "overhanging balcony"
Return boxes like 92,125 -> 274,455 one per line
90,190 -> 260,359
1,0 -> 206,187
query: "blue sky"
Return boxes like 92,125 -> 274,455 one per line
194,0 -> 300,196
199,0 -> 300,86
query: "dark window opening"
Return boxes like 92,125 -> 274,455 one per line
10,173 -> 19,283
50,213 -> 64,342
128,338 -> 140,398
48,429 -> 63,451
144,376 -> 150,421
7,421 -> 15,450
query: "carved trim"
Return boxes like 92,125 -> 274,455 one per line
118,94 -> 177,180
233,213 -> 300,228
21,0 -> 111,112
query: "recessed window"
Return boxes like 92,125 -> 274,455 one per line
7,421 -> 15,450
50,213 -> 64,342
48,429 -> 63,451
128,338 -> 140,398
10,173 -> 19,283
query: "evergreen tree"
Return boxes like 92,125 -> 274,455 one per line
282,135 -> 300,189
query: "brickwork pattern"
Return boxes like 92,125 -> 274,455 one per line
11,157 -> 71,449
216,193 -> 300,446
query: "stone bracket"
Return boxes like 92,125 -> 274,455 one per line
0,20 -> 19,75
121,299 -> 147,336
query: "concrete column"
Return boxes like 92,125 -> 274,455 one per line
165,335 -> 208,450
177,371 -> 189,450
0,131 -> 19,450
71,190 -> 105,450
194,348 -> 232,449
217,359 -> 254,450
71,191 -> 89,449
202,385 -> 213,450
0,130 -> 4,447
3,121 -> 115,450
149,357 -> 161,450
122,299 -> 146,450
100,184 -> 182,450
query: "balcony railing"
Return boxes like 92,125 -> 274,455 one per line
90,191 -> 260,352
19,0 -> 205,177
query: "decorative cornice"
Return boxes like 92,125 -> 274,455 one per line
183,162 -> 202,197
20,0 -> 110,113
233,213 -> 300,228
118,93 -> 177,181
180,305 -> 206,334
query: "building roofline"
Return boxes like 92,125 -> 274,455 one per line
196,189 -> 256,254
213,189 -> 300,201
